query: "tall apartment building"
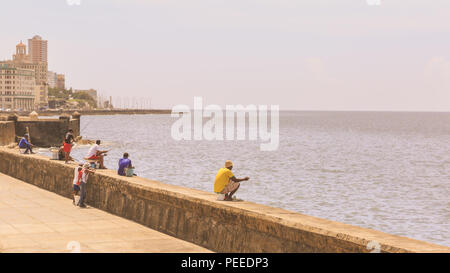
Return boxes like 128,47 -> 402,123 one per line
47,71 -> 57,88
56,74 -> 65,90
28,35 -> 48,64
0,63 -> 35,110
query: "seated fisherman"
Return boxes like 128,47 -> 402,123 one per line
85,140 -> 108,169
213,160 -> 249,201
118,152 -> 133,176
18,134 -> 34,154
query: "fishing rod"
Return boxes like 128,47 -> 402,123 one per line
79,116 -> 95,134
26,126 -> 31,145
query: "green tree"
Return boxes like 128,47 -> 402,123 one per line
48,87 -> 72,100
72,92 -> 96,108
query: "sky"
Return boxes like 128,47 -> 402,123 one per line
1,0 -> 450,111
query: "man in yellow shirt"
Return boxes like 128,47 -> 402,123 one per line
214,160 -> 249,201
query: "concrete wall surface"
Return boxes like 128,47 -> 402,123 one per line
14,118 -> 79,147
0,148 -> 449,253
0,122 -> 15,146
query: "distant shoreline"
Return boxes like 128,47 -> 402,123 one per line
1,109 -> 172,116
1,109 -> 449,118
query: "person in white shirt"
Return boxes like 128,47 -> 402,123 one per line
86,140 -> 108,169
77,163 -> 96,208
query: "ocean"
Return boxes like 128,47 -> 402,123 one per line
41,111 -> 450,246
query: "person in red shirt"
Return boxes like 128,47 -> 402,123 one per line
64,129 -> 75,164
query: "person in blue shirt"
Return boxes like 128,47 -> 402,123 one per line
118,153 -> 133,176
18,134 -> 34,154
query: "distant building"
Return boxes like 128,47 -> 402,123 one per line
28,35 -> 48,64
34,85 -> 47,107
47,71 -> 57,88
13,41 -> 30,63
11,60 -> 49,107
0,63 -> 35,110
0,39 -> 49,109
56,74 -> 65,90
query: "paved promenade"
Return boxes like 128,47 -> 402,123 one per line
0,173 -> 211,253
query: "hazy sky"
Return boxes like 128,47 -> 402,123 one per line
2,0 -> 450,111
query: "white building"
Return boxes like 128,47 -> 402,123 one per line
0,63 -> 35,110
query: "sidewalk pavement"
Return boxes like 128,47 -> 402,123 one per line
0,173 -> 212,253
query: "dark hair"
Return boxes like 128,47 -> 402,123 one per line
123,153 -> 129,158
96,140 -> 101,145
68,128 -> 73,132
78,167 -> 82,172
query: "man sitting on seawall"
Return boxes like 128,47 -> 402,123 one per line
18,134 -> 34,154
214,160 -> 249,201
118,152 -> 134,176
85,140 -> 108,169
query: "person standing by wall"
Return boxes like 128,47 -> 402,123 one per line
77,163 -> 95,208
72,165 -> 83,205
63,129 -> 75,164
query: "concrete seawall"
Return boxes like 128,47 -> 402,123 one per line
0,147 -> 448,253
13,118 -> 80,147
0,122 -> 15,146
0,114 -> 80,147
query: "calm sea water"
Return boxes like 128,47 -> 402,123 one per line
43,111 -> 450,246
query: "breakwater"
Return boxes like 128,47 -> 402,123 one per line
0,113 -> 80,147
0,148 -> 448,253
